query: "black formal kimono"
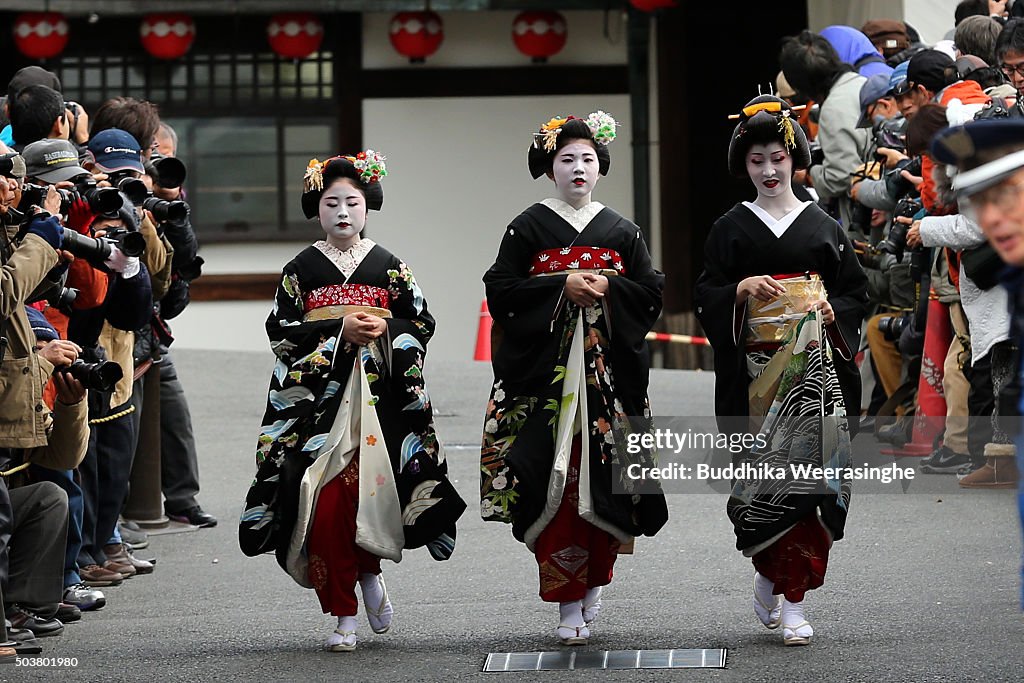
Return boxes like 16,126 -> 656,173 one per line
480,200 -> 668,562
239,239 -> 465,584
695,201 -> 868,434
695,201 -> 869,561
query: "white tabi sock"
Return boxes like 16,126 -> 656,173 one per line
582,587 -> 603,623
559,600 -> 585,628
754,572 -> 775,600
337,615 -> 357,632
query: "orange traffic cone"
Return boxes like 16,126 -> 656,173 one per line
474,299 -> 492,361
882,297 -> 950,457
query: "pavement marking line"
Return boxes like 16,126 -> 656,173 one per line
481,649 -> 727,671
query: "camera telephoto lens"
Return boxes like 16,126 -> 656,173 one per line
141,196 -> 188,225
60,230 -> 113,266
146,155 -> 186,189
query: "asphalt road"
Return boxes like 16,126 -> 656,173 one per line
13,350 -> 1023,682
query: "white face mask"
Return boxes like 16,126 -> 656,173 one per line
550,141 -> 600,208
745,142 -> 793,199
318,178 -> 366,250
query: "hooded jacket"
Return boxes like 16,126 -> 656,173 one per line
821,25 -> 894,79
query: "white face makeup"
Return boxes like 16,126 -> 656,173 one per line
745,142 -> 793,199
318,177 -> 367,251
550,140 -> 600,209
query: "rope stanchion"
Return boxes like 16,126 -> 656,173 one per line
645,331 -> 709,346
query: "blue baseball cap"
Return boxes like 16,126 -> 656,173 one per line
887,60 -> 909,95
857,74 -> 893,128
884,60 -> 909,95
88,128 -> 144,173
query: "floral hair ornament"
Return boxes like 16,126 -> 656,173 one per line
345,149 -> 388,184
585,110 -> 617,145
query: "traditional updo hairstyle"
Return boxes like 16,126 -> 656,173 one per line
726,94 -> 812,178
527,113 -> 615,179
301,152 -> 387,219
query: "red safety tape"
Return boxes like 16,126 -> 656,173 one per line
645,332 -> 709,346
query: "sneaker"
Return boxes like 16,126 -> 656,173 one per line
7,605 -> 64,638
919,446 -> 974,474
167,505 -> 217,528
63,583 -> 106,611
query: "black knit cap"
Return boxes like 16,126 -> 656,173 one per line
301,155 -> 384,219
727,95 -> 811,177
527,117 -> 611,180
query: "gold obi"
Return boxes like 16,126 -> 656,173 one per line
745,273 -> 826,346
303,304 -> 393,322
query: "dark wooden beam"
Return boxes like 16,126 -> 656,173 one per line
332,12 -> 363,158
189,273 -> 278,302
361,65 -> 629,99
627,7 -> 651,246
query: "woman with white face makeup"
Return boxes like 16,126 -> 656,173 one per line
240,154 -> 466,653
480,112 -> 668,646
696,95 -> 869,647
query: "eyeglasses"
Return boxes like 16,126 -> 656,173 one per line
965,176 -> 1024,216
999,62 -> 1024,78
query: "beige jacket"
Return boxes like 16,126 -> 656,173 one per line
0,230 -> 61,448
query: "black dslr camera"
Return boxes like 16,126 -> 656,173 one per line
883,157 -> 922,202
878,197 -> 923,261
20,175 -> 123,215
59,358 -> 123,392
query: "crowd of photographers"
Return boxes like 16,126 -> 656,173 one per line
0,65 -> 213,659
779,1 -> 1024,490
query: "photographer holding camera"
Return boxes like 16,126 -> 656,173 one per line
0,143 -> 90,642
74,111 -> 172,578
902,101 -> 1017,485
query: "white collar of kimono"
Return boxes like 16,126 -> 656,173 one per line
742,200 -> 811,238
541,197 -> 606,233
314,237 -> 377,279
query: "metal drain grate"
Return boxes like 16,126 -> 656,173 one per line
483,648 -> 727,672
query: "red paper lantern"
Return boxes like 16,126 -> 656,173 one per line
629,0 -> 679,10
140,14 -> 195,60
389,11 -> 444,63
267,13 -> 323,59
512,11 -> 567,63
12,12 -> 69,60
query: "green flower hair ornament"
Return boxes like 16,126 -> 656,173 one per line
585,110 -> 617,145
348,149 -> 388,184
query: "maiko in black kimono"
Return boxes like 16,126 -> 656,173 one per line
480,202 -> 668,555
239,240 -> 465,579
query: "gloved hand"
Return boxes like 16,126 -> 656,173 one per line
66,196 -> 96,234
27,215 -> 64,250
104,244 -> 141,279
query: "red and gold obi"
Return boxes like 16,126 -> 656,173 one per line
302,283 -> 392,322
528,247 -> 625,277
